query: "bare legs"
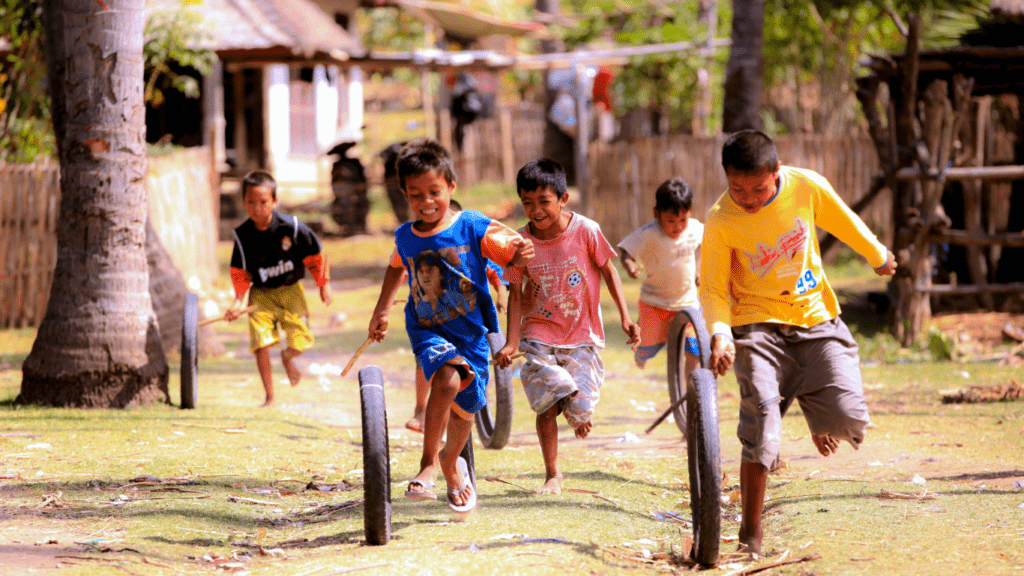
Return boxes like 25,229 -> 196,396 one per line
406,365 -> 428,433
738,461 -> 767,556
536,403 -> 563,494
255,346 -> 303,406
407,364 -> 474,507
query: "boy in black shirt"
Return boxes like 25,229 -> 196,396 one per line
225,171 -> 333,407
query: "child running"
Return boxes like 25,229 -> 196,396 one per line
404,198 -> 509,433
367,138 -> 533,513
617,178 -> 704,383
495,158 -> 640,494
225,170 -> 333,407
701,130 -> 897,555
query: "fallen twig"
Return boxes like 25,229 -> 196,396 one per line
725,552 -> 822,575
485,477 -> 534,492
227,494 -> 280,506
877,488 -> 938,501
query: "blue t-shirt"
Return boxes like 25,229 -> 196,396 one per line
394,210 -> 501,414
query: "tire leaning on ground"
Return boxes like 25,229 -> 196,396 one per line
358,366 -> 391,545
665,311 -> 692,435
180,292 -> 199,409
686,367 -> 721,566
475,331 -> 514,449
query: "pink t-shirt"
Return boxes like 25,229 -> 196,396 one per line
506,213 -> 617,349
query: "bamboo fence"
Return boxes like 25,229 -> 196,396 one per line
1,148 -> 219,328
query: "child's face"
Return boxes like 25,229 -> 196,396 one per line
403,170 -> 455,229
726,164 -> 780,214
244,184 -> 277,230
655,208 -> 691,240
520,187 -> 567,234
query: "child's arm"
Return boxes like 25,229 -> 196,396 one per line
494,280 -> 523,368
368,265 -> 407,342
599,259 -> 640,351
618,248 -> 642,279
224,267 -> 253,321
303,253 -> 333,307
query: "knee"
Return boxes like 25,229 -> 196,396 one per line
430,365 -> 461,394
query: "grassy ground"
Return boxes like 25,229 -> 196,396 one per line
1,228 -> 1023,575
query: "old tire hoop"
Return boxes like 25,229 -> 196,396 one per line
359,366 -> 391,545
180,292 -> 199,409
686,367 -> 721,566
475,331 -> 514,449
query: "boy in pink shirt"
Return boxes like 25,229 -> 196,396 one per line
495,159 -> 640,494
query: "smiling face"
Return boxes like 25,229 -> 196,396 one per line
244,184 -> 277,230
726,164 -> 780,214
520,186 -> 569,240
403,170 -> 456,232
655,207 -> 691,240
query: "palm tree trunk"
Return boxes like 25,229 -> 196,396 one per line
21,0 -> 169,407
723,0 -> 765,133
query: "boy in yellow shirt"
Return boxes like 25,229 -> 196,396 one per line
701,130 -> 897,555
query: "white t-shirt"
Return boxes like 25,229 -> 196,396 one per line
617,218 -> 703,310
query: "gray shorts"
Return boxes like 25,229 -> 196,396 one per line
518,340 -> 604,428
733,317 -> 870,469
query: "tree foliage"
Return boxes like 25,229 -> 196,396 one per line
143,10 -> 216,108
559,0 -> 727,133
0,0 -> 53,162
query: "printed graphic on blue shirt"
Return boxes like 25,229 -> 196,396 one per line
407,247 -> 479,328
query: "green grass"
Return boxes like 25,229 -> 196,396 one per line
2,241 -> 1023,575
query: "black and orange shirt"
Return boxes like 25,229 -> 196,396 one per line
229,211 -> 328,298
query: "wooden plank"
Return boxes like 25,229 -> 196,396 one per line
0,165 -> 14,327
926,230 -> 1024,247
11,167 -> 27,327
894,164 -> 1024,181
917,282 -> 1024,295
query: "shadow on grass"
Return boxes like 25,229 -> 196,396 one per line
764,481 -> 1024,513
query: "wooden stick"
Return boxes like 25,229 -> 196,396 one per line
198,305 -> 257,327
490,352 -> 524,365
342,337 -> 374,377
645,396 -> 685,434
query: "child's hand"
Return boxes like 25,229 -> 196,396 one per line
224,300 -> 247,321
623,320 -> 641,351
710,334 -> 736,377
508,237 -> 535,267
493,343 -> 519,369
320,284 -> 333,306
624,261 -> 641,279
368,313 -> 389,342
874,251 -> 897,276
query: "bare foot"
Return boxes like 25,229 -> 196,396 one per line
538,475 -> 562,495
573,421 -> 592,439
260,397 -> 275,408
634,356 -> 647,369
812,433 -> 839,457
281,349 -> 302,386
405,410 -> 424,433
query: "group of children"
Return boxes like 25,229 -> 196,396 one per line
224,130 -> 896,555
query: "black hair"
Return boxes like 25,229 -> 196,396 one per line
413,250 -> 448,281
516,158 -> 568,199
654,178 -> 693,214
241,170 -> 277,200
721,129 -> 779,174
396,138 -> 456,190
449,198 -> 462,211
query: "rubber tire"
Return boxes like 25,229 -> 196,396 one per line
686,367 -> 721,567
180,292 -> 199,409
475,331 -> 514,449
665,312 -> 691,434
359,366 -> 391,546
458,430 -> 476,489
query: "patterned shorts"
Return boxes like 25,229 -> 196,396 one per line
248,283 -> 312,353
518,340 -> 604,428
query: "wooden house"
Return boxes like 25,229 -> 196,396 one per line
145,0 -> 366,205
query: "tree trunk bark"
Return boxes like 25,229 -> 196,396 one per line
21,0 -> 169,407
722,0 -> 764,133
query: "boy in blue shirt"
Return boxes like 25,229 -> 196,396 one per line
367,139 -> 533,512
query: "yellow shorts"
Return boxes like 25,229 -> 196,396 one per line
248,283 -> 313,353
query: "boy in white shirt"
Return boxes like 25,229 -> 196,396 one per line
618,178 -> 704,380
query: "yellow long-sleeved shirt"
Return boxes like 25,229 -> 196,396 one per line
700,166 -> 888,338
